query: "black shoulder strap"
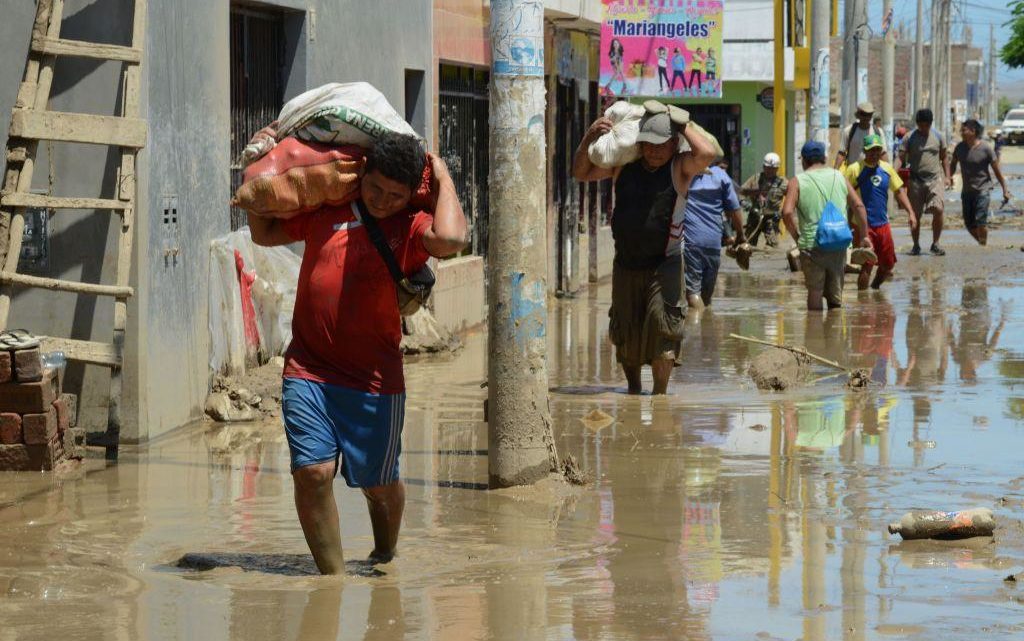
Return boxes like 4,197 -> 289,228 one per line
352,201 -> 408,287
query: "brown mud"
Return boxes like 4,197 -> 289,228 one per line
749,348 -> 811,390
5,178 -> 1024,639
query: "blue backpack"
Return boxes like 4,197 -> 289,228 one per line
809,173 -> 853,251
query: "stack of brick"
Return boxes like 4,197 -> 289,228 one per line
0,346 -> 82,471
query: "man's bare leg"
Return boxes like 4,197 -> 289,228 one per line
910,212 -> 921,249
651,356 -> 674,395
623,364 -> 643,394
363,480 -> 405,563
857,264 -> 873,290
807,288 -> 824,311
871,268 -> 891,289
686,293 -> 705,312
932,209 -> 944,245
976,225 -> 988,246
294,461 -> 345,575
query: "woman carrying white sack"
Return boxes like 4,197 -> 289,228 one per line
572,100 -> 716,395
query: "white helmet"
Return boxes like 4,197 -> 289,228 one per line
763,152 -> 781,168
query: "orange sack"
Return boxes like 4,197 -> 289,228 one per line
233,136 -> 435,219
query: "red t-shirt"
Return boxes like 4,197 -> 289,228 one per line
282,202 -> 433,394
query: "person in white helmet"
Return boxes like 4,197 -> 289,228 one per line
740,152 -> 788,246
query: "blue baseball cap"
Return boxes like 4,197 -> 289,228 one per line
800,141 -> 826,161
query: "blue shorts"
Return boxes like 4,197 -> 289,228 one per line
281,377 -> 405,487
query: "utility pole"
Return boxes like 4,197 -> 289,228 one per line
930,0 -> 939,122
990,24 -> 998,125
882,0 -> 894,136
774,0 -> 787,173
486,0 -> 558,488
809,0 -> 830,150
932,0 -> 952,135
854,0 -> 869,105
914,0 -> 923,110
841,0 -> 856,124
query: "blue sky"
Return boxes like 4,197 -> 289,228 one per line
856,0 -> 1024,96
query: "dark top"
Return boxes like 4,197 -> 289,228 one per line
611,160 -> 676,270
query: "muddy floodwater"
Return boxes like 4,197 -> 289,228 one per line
5,229 -> 1024,639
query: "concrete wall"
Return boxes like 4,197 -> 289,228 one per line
674,81 -> 776,181
432,255 -> 486,333
1,0 -> 433,442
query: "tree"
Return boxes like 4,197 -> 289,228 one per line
998,96 -> 1015,120
1002,2 -> 1024,68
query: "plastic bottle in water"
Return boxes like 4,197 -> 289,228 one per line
887,508 -> 995,540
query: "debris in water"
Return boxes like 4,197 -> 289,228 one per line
887,508 -> 996,540
846,368 -> 872,389
748,348 -> 811,391
561,454 -> 592,486
748,423 -> 768,431
580,408 -> 614,433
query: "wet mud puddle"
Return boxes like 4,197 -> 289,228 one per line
3,235 -> 1024,640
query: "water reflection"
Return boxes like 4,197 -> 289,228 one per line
3,262 -> 1024,640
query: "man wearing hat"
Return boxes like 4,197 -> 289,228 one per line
740,152 -> 788,246
834,102 -> 888,169
844,134 -> 917,290
783,141 -> 871,311
573,101 -> 716,394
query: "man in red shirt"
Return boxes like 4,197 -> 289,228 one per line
249,133 -> 467,574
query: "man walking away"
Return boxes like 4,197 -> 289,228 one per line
834,102 -> 886,169
249,133 -> 468,574
844,134 -> 917,290
950,119 -> 1012,246
783,141 -> 871,311
899,109 -> 949,256
681,160 -> 745,311
573,101 -> 715,394
740,152 -> 788,246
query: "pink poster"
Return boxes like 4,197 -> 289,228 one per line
599,0 -> 724,99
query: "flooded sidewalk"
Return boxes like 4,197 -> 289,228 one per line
4,230 -> 1024,640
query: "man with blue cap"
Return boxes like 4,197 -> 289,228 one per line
782,141 -> 871,311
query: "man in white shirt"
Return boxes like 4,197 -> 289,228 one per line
834,101 -> 887,168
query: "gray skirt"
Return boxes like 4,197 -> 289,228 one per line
608,256 -> 685,367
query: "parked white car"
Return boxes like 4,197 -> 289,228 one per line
1000,108 -> 1024,144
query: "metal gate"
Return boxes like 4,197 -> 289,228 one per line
230,7 -> 285,230
683,104 -> 742,183
438,65 -> 490,256
554,80 -> 584,293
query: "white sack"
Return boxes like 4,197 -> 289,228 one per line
276,82 -> 419,148
587,101 -> 725,169
587,101 -> 645,168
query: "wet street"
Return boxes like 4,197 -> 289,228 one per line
4,227 -> 1024,639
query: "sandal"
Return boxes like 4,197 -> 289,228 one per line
0,329 -> 40,351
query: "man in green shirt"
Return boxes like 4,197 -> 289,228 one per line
782,141 -> 871,311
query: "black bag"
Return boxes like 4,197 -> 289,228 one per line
354,202 -> 435,316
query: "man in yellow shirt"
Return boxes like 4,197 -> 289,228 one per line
844,135 -> 917,290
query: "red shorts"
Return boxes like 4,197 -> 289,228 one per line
867,223 -> 897,270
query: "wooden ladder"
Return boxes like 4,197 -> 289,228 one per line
0,0 -> 147,456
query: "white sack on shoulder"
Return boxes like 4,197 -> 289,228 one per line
276,82 -> 419,148
587,101 -> 646,168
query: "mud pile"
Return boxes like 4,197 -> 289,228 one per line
749,348 -> 812,391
